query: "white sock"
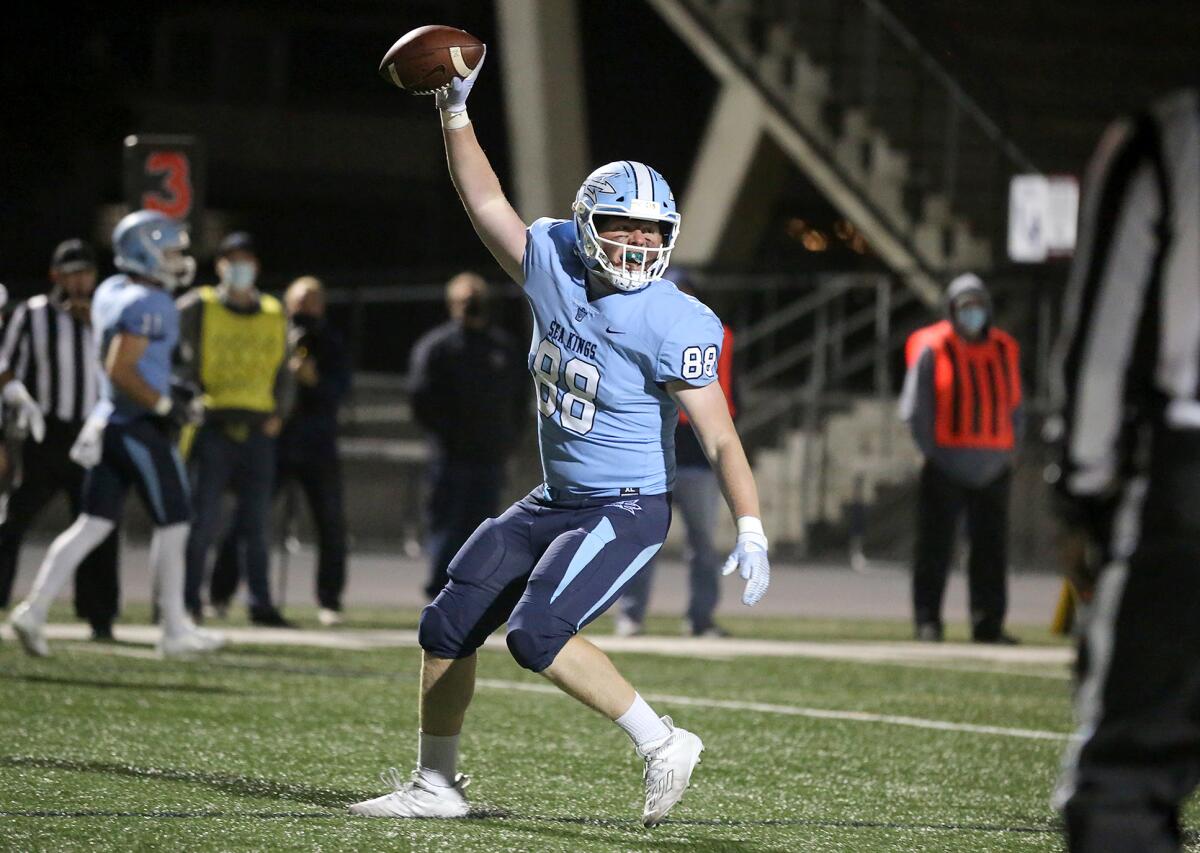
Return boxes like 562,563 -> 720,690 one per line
24,515 -> 115,622
417,731 -> 460,787
152,523 -> 190,637
615,693 -> 671,751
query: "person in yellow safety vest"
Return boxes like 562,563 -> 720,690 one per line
174,231 -> 295,627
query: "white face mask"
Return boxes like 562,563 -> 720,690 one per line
223,261 -> 257,291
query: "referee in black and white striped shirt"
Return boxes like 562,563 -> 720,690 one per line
1048,88 -> 1200,852
0,239 -> 119,640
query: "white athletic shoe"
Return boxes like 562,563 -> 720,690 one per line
348,769 -> 471,818
159,626 -> 226,657
614,613 -> 643,637
639,716 -> 704,827
8,602 -> 49,657
317,607 -> 344,627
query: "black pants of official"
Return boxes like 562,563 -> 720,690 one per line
424,459 -> 504,600
0,420 -> 119,630
1059,432 -> 1200,852
912,460 -> 1010,639
210,439 -> 348,611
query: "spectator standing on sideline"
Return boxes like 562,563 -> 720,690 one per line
1049,88 -> 1200,853
176,231 -> 294,626
408,272 -> 527,599
0,240 -> 119,640
899,273 -> 1023,644
209,276 -> 351,626
616,275 -> 736,637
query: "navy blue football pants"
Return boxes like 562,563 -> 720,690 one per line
80,417 -> 191,527
419,489 -> 671,672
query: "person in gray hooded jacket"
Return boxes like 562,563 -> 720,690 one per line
899,273 -> 1024,643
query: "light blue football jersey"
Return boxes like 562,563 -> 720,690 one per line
523,218 -> 724,498
91,274 -> 179,425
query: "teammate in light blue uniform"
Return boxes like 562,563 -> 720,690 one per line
92,274 -> 179,424
7,211 -> 224,658
352,48 -> 770,827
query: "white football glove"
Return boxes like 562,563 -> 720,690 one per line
2,379 -> 44,443
69,416 -> 106,469
435,45 -> 486,114
722,517 -> 770,606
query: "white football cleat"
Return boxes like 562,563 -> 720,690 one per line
8,602 -> 50,657
349,769 -> 470,818
639,716 -> 704,827
159,626 -> 226,657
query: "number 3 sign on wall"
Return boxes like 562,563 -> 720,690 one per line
142,150 -> 193,220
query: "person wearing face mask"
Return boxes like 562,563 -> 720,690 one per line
407,272 -> 528,599
175,231 -> 295,627
208,276 -> 352,626
0,239 -> 120,640
898,272 -> 1024,644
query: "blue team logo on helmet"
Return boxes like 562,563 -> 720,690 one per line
572,161 -> 681,292
111,210 -> 196,292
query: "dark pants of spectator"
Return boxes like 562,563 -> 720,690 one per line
0,420 -> 119,631
619,465 -> 722,631
912,460 -> 1010,639
211,436 -> 347,611
424,458 -> 504,600
185,423 -> 276,615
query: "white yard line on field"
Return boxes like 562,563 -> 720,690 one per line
474,678 -> 1071,742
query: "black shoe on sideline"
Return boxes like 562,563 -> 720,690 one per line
973,631 -> 1019,645
250,607 -> 297,629
915,623 -> 944,642
90,623 -> 115,642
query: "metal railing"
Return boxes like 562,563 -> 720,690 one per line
729,272 -> 918,443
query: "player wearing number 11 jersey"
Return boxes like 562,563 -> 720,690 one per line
351,45 -> 770,827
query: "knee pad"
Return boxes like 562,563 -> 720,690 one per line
505,614 -> 571,673
505,627 -> 546,672
418,600 -> 468,659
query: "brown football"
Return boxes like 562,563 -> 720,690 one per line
378,25 -> 484,94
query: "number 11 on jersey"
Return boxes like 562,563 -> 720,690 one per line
533,338 -> 600,435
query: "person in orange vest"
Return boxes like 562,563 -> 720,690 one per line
899,273 -> 1023,643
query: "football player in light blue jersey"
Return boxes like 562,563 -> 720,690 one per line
352,48 -> 769,826
8,210 -> 224,659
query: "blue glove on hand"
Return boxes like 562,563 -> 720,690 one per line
435,45 -> 486,115
722,517 -> 770,606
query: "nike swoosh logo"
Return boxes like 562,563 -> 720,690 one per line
606,326 -> 625,334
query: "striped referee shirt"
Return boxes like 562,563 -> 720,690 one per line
0,294 -> 99,425
1051,88 -> 1200,499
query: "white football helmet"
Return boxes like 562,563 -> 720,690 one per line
572,161 -> 681,292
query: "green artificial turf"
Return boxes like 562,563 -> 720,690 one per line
0,618 -> 1193,852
